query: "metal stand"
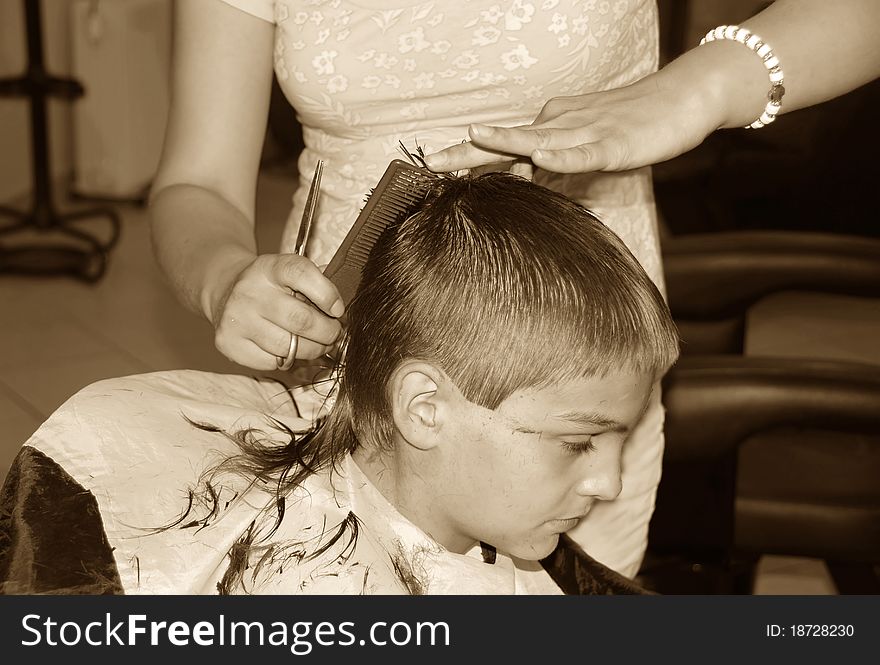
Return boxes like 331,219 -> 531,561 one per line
0,0 -> 120,282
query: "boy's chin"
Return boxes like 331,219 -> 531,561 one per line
503,533 -> 560,562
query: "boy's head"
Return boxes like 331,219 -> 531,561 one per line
337,172 -> 679,559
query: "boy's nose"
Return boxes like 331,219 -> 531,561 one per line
574,446 -> 623,501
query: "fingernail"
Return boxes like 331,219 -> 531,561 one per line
424,153 -> 443,169
330,299 -> 345,317
470,124 -> 492,138
532,149 -> 545,161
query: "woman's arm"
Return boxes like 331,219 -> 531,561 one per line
425,0 -> 880,174
150,0 -> 342,369
150,0 -> 271,318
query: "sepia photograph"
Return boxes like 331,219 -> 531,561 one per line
0,0 -> 877,636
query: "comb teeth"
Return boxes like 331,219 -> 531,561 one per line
324,160 -> 438,304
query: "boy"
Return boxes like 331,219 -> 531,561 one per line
0,173 -> 678,594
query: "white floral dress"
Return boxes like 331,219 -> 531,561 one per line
219,0 -> 665,579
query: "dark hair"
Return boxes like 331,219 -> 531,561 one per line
180,172 -> 679,591
339,171 -> 679,452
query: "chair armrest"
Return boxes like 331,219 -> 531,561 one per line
662,231 -> 880,321
662,356 -> 880,461
652,356 -> 880,557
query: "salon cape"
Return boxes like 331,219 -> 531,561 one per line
0,371 -> 646,595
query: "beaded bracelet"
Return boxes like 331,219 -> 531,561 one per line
700,25 -> 785,129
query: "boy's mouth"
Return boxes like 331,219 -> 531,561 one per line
545,517 -> 583,531
547,503 -> 595,528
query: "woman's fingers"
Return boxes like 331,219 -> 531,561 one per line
221,339 -> 281,371
217,311 -> 335,369
468,123 -> 589,154
252,313 -> 335,363
423,140 -> 519,173
212,254 -> 344,369
424,122 -> 595,173
508,159 -> 535,180
532,142 -> 613,173
216,299 -> 338,367
272,255 -> 345,318
262,288 -> 342,349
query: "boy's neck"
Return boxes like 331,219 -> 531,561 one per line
351,445 -> 476,555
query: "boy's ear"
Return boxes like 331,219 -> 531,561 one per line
390,361 -> 448,451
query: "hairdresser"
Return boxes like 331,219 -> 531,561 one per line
150,0 -> 880,375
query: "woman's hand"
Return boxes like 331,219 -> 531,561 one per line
211,254 -> 345,370
424,66 -> 723,175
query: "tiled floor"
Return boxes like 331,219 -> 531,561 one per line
0,162 -> 298,481
0,162 -> 840,594
753,556 -> 837,596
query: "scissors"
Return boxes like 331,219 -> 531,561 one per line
277,160 -> 324,371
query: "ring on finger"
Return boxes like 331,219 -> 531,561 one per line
276,332 -> 299,371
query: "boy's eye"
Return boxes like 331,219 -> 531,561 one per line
561,439 -> 596,455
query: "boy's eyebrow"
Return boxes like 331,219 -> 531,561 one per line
551,411 -> 629,433
509,412 -> 627,434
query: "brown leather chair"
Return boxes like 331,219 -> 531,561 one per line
662,231 -> 880,357
641,231 -> 880,594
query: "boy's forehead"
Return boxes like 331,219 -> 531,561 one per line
496,372 -> 655,429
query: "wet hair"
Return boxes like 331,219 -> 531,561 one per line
336,171 -> 679,452
176,171 -> 679,591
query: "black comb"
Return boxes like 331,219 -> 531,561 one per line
324,159 -> 438,304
